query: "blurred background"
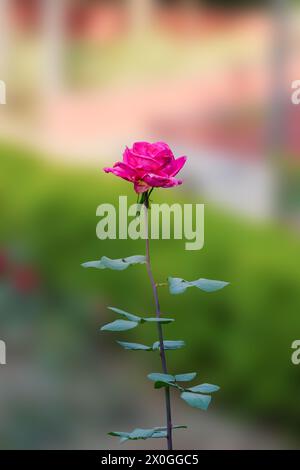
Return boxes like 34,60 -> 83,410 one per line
0,0 -> 300,450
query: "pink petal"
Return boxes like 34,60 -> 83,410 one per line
134,180 -> 151,193
162,156 -> 187,177
103,161 -> 137,182
145,142 -> 174,166
163,178 -> 183,188
150,141 -> 174,159
104,142 -> 186,191
124,142 -> 174,171
143,173 -> 181,188
123,147 -> 159,172
131,141 -> 172,158
132,141 -> 153,155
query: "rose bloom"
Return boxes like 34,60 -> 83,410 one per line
104,141 -> 187,193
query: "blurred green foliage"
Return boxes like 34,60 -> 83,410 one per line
1,141 -> 300,438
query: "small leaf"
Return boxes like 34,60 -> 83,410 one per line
81,260 -> 106,270
151,425 -> 187,438
106,308 -> 174,326
148,373 -> 175,383
108,306 -> 141,322
117,341 -> 151,351
167,425 -> 187,431
168,277 -> 190,295
108,429 -> 154,442
175,372 -> 197,382
148,373 -> 178,390
168,277 -> 229,295
108,431 -> 129,438
153,381 -> 171,389
108,425 -> 187,442
143,317 -> 174,324
100,319 -> 138,332
82,255 -> 146,271
150,430 -> 167,438
181,392 -> 211,410
128,428 -> 156,440
188,383 -> 220,393
154,381 -> 182,390
152,340 -> 185,350
192,278 -> 229,293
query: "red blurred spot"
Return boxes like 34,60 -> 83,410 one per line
12,266 -> 40,294
0,251 -> 9,277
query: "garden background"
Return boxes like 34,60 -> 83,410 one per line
0,0 -> 299,449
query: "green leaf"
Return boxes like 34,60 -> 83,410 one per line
100,319 -> 138,332
168,277 -> 189,295
108,429 -> 154,442
117,341 -> 151,351
143,317 -> 174,324
150,430 -> 167,438
148,373 -> 182,390
127,428 -> 156,440
107,307 -> 174,324
175,372 -> 197,382
188,383 -> 220,393
154,381 -> 182,390
81,260 -> 105,270
152,340 -> 185,350
161,425 -> 187,431
168,277 -> 229,295
148,373 -> 175,383
108,425 -> 187,442
107,306 -> 141,322
107,431 -> 129,438
118,339 -> 186,352
153,381 -> 171,389
151,425 -> 187,438
82,255 -> 146,271
181,392 -> 211,410
192,278 -> 229,292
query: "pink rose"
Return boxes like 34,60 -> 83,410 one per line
104,141 -> 187,193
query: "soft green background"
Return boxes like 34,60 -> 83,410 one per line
1,142 -> 299,448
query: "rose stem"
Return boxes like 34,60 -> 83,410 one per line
143,192 -> 173,451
